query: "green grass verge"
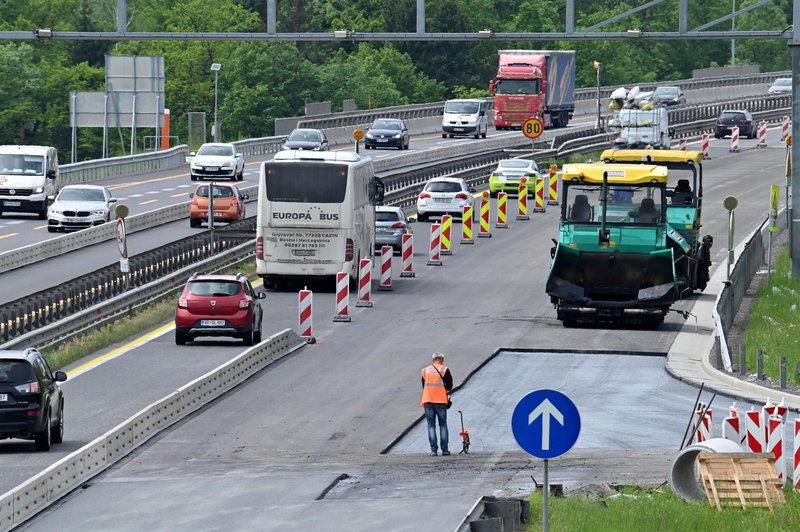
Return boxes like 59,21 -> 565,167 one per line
525,486 -> 800,531
41,261 -> 258,371
742,245 -> 800,385
540,150 -> 606,169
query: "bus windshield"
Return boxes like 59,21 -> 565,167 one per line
265,162 -> 348,203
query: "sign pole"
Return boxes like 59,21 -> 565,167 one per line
543,459 -> 549,532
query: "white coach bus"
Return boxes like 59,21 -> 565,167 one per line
256,150 -> 384,289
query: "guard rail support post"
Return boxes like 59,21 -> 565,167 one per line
739,342 -> 747,376
781,357 -> 787,389
757,347 -> 764,380
713,336 -> 722,369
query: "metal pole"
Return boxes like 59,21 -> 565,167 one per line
543,459 -> 549,532
727,209 -> 734,281
596,64 -> 601,129
209,181 -> 215,247
731,0 -> 736,67
213,70 -> 219,142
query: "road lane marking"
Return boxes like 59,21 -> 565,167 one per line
66,323 -> 175,379
140,199 -> 158,205
34,224 -> 48,230
0,233 -> 18,239
171,192 -> 189,198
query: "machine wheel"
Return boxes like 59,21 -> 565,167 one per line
236,168 -> 244,181
404,140 -> 410,150
175,330 -> 189,345
51,402 -> 64,444
190,218 -> 202,228
442,133 -> 447,139
417,213 -> 428,222
191,174 -> 198,181
254,322 -> 262,344
242,324 -> 255,346
38,198 -> 49,220
489,191 -> 498,198
481,129 -> 487,139
561,320 -> 578,328
34,411 -> 51,451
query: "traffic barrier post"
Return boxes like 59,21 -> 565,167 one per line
333,272 -> 351,322
441,214 -> 453,254
461,205 -> 474,244
478,193 -> 492,238
678,138 -> 686,151
496,192 -> 508,229
298,287 -> 315,343
517,180 -> 529,220
702,133 -> 711,160
794,419 -> 800,490
547,164 -> 559,205
768,414 -> 785,483
722,403 -> 740,445
730,126 -> 740,153
356,258 -> 373,307
379,245 -> 393,290
746,409 -> 764,452
534,176 -> 546,213
400,234 -> 415,277
783,115 -> 790,140
428,223 -> 443,265
757,121 -> 767,148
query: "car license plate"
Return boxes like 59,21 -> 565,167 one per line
454,128 -> 464,132
0,393 -> 7,402
213,211 -> 224,217
293,249 -> 315,257
65,217 -> 82,223
200,320 -> 225,327
378,139 -> 388,143
205,167 -> 219,172
435,198 -> 450,203
3,201 -> 20,207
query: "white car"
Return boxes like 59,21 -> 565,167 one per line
190,143 -> 245,181
415,177 -> 475,222
47,184 -> 117,232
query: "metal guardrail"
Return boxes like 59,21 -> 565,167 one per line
0,328 -> 306,531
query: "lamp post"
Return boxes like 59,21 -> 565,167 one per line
593,61 -> 601,129
211,63 -> 221,142
731,0 -> 736,67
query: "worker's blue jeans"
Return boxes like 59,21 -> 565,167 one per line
424,403 -> 449,453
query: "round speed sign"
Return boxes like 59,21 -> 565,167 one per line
522,118 -> 544,140
353,129 -> 365,141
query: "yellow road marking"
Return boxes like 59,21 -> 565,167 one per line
34,224 -> 48,230
171,192 -> 189,198
67,322 -> 175,378
140,199 -> 158,205
0,233 -> 18,240
107,173 -> 186,190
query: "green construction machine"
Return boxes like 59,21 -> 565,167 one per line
545,149 -> 712,327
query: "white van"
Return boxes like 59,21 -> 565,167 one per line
614,106 -> 671,150
442,99 -> 489,139
0,145 -> 59,219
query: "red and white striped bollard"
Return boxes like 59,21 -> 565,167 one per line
730,126 -> 740,152
757,121 -> 767,148
400,234 -> 415,277
517,180 -> 529,221
746,408 -> 764,452
793,419 -> 800,490
702,133 -> 711,160
333,272 -> 351,322
722,403 -> 740,445
427,222 -> 443,265
678,138 -> 686,151
379,245 -> 393,291
356,258 -> 373,307
768,413 -> 785,482
298,287 -> 315,343
783,115 -> 790,140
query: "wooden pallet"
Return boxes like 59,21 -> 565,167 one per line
697,453 -> 785,511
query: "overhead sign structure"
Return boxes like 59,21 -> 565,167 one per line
512,388 -> 581,459
522,118 -> 544,140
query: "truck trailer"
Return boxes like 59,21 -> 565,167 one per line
489,50 -> 576,130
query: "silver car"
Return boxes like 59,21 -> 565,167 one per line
375,206 -> 414,253
47,184 -> 117,232
190,143 -> 245,181
768,77 -> 792,95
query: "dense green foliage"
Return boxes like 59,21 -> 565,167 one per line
0,0 -> 792,159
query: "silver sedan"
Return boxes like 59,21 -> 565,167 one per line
375,206 -> 414,253
47,184 -> 117,232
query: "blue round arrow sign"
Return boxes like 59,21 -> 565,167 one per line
511,389 -> 581,459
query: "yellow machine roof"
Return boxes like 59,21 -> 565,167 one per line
562,163 -> 669,184
599,149 -> 704,164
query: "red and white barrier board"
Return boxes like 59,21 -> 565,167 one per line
379,245 -> 393,290
298,287 -> 315,343
356,258 -> 373,307
427,223 -> 443,265
333,272 -> 351,322
400,234 -> 415,277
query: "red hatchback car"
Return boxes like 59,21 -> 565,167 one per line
175,273 -> 265,346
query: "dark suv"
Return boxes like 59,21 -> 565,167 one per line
0,348 -> 66,451
175,273 -> 266,346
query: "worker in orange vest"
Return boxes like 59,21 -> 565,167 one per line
421,352 -> 453,456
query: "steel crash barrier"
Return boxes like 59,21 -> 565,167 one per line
0,328 -> 306,532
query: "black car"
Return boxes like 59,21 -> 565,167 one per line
365,118 -> 410,150
715,109 -> 755,139
652,86 -> 686,106
282,128 -> 329,151
0,348 -> 66,451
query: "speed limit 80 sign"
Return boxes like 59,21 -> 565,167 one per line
522,118 -> 544,140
